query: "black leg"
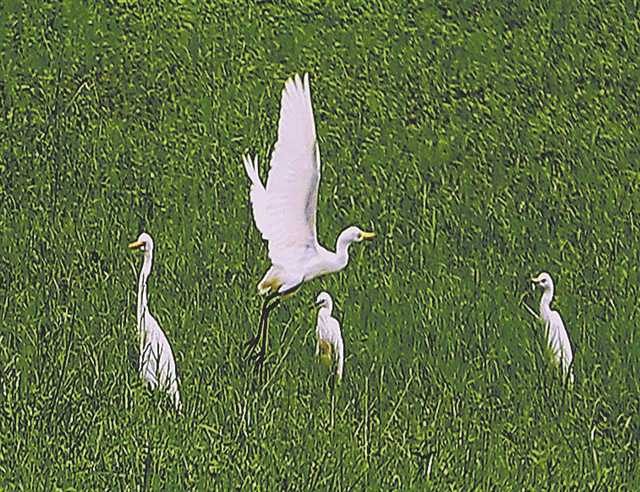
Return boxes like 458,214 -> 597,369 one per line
243,297 -> 271,360
279,283 -> 302,298
243,285 -> 295,377
252,298 -> 281,373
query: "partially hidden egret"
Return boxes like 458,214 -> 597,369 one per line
531,272 -> 574,384
243,73 -> 375,367
129,233 -> 182,410
315,291 -> 344,381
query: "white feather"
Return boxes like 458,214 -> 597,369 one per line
533,272 -> 574,385
245,73 -> 320,270
315,292 -> 344,380
243,73 -> 375,301
132,232 -> 182,411
545,312 -> 574,384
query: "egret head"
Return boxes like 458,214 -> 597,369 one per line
128,232 -> 154,254
531,272 -> 553,292
340,226 -> 376,244
315,291 -> 332,308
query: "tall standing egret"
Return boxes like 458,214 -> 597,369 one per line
129,233 -> 182,410
531,272 -> 574,384
243,73 -> 375,366
315,291 -> 344,381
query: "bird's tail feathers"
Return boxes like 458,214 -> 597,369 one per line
243,154 -> 264,189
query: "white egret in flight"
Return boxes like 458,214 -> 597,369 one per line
315,291 -> 344,381
243,73 -> 375,367
129,233 -> 182,410
531,272 -> 574,385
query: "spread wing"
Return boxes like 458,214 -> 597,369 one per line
244,73 -> 321,268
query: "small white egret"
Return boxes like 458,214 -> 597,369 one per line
129,233 -> 181,410
531,272 -> 574,384
243,73 -> 375,366
315,292 -> 344,381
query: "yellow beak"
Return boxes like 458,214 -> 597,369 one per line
128,240 -> 144,250
531,275 -> 543,283
360,231 -> 376,240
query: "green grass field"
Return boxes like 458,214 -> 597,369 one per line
2,0 -> 640,489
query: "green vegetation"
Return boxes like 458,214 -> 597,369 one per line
1,0 -> 640,489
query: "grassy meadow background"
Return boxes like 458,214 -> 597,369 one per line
1,0 -> 640,489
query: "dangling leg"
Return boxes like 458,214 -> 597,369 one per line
251,282 -> 300,371
253,298 -> 281,371
245,282 -> 301,379
243,295 -> 274,359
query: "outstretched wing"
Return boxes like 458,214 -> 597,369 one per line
244,73 -> 320,269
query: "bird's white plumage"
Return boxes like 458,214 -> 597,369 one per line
532,272 -> 574,384
130,233 -> 181,411
139,313 -> 181,409
243,73 -> 375,297
545,311 -> 573,379
244,73 -> 320,271
315,292 -> 344,380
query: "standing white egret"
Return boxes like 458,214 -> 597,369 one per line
315,292 -> 344,381
532,272 -> 574,384
243,73 -> 375,366
129,233 -> 182,410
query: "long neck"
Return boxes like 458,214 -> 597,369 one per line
137,253 -> 152,329
333,234 -> 352,271
539,287 -> 553,318
319,301 -> 333,319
